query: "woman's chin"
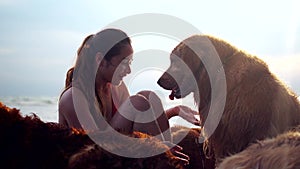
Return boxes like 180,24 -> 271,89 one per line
111,78 -> 123,86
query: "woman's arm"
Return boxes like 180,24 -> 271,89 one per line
165,106 -> 180,119
59,88 -> 82,128
166,105 -> 200,126
59,87 -> 98,131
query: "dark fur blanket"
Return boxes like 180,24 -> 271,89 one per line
0,102 -> 184,169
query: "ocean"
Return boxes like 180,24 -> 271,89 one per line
0,96 -> 59,122
0,96 -> 199,128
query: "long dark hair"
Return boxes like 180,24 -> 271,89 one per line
65,28 -> 131,89
61,28 -> 131,129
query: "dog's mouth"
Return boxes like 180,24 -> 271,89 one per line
158,71 -> 195,100
169,87 -> 181,100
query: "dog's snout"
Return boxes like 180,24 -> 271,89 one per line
157,72 -> 175,90
157,74 -> 165,87
157,72 -> 168,83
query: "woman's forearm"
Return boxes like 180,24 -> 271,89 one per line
165,106 -> 179,119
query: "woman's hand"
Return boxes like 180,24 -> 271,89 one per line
162,141 -> 190,166
177,105 -> 200,126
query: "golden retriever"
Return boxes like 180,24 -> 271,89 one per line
158,35 -> 300,163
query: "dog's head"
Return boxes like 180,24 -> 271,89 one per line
157,35 -> 216,101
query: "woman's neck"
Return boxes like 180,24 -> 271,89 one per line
95,79 -> 111,96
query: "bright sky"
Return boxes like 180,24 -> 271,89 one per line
0,0 -> 299,97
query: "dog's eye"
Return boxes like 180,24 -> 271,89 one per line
170,54 -> 181,63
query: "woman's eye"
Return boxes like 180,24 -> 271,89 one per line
121,59 -> 133,66
128,59 -> 133,65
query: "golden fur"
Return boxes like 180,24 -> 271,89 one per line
158,35 -> 300,163
218,126 -> 300,169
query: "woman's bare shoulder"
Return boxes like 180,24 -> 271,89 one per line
59,87 -> 88,111
59,88 -> 75,116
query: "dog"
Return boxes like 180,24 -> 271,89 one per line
157,35 -> 300,163
217,125 -> 300,169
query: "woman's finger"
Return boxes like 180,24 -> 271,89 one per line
174,156 -> 190,166
162,142 -> 190,165
172,150 -> 190,160
171,144 -> 183,151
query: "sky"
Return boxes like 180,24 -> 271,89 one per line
0,0 -> 299,97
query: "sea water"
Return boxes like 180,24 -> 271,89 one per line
0,96 -> 59,122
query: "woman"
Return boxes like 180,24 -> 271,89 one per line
58,28 -> 199,141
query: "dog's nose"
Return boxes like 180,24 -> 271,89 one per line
157,73 -> 168,87
157,78 -> 163,88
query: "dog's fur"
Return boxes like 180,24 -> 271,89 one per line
0,102 -> 184,169
158,35 -> 300,163
217,126 -> 300,169
171,126 -> 215,169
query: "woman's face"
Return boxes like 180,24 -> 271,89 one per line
99,44 -> 133,85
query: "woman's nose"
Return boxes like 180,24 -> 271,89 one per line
125,64 -> 131,74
